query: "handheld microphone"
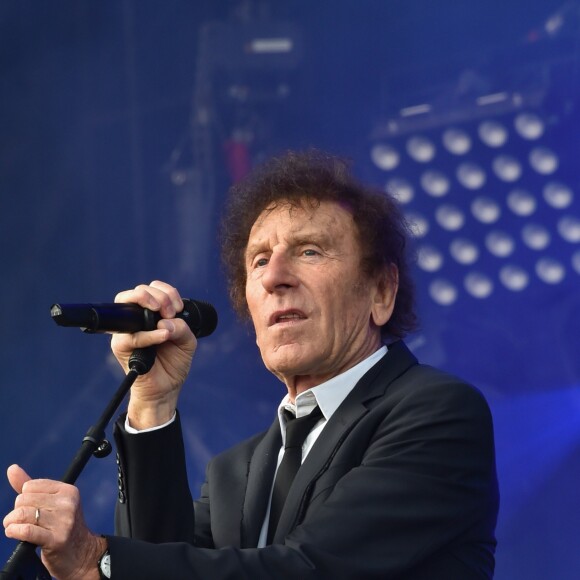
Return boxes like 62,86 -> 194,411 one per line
50,299 -> 218,338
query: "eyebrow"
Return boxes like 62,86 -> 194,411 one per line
245,229 -> 336,261
292,231 -> 333,247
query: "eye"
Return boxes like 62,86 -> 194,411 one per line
303,248 -> 320,257
254,257 -> 269,268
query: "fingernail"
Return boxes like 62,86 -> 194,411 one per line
165,321 -> 175,333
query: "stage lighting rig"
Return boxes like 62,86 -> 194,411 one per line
367,56 -> 579,307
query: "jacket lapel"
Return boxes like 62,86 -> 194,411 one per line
272,340 -> 418,543
240,418 -> 281,547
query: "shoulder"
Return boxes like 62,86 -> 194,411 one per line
396,363 -> 491,415
372,341 -> 491,418
363,355 -> 495,446
374,363 -> 496,455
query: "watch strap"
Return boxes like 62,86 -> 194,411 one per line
98,548 -> 111,579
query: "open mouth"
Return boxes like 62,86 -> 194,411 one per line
270,310 -> 307,326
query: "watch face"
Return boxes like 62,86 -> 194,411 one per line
100,553 -> 111,579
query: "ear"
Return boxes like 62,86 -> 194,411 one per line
370,264 -> 398,327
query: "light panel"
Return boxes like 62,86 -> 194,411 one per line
369,105 -> 580,305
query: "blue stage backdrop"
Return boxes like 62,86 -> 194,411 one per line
1,2 -> 579,578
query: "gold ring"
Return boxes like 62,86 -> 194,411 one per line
35,508 -> 40,525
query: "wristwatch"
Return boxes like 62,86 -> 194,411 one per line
98,549 -> 111,579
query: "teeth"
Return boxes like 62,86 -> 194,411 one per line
278,313 -> 302,320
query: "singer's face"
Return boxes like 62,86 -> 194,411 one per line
245,199 -> 396,398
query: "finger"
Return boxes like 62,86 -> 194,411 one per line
114,285 -> 164,312
157,317 -> 195,343
154,322 -> 197,367
21,479 -> 74,495
7,465 -> 31,494
4,522 -> 52,547
145,282 -> 183,319
150,280 -> 184,311
111,326 -> 178,356
115,282 -> 183,319
15,492 -> 79,516
3,505 -> 40,528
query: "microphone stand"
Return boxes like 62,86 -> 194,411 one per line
1,347 -> 157,580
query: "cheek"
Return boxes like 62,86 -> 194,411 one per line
245,298 -> 263,348
332,286 -> 373,326
254,326 -> 267,350
245,284 -> 260,321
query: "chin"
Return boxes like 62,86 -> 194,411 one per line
262,342 -> 323,373
266,358 -> 321,381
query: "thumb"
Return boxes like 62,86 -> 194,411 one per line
6,464 -> 31,494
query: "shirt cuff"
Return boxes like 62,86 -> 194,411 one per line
124,412 -> 177,434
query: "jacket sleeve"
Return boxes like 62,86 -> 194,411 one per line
113,411 -> 212,547
107,372 -> 498,579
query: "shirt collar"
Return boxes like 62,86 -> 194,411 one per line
277,346 -> 388,428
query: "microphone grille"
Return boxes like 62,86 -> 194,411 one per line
184,299 -> 218,338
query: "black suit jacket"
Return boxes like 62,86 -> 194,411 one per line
109,341 -> 499,579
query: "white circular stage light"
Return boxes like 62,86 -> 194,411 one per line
442,128 -> 472,155
436,204 -> 465,231
464,272 -> 493,298
406,136 -> 436,163
572,250 -> 580,274
486,231 -> 515,257
507,189 -> 537,216
543,182 -> 574,209
417,245 -> 444,272
492,155 -> 522,182
429,279 -> 458,305
471,197 -> 501,224
405,212 -> 430,238
420,170 -> 450,197
499,265 -> 530,291
529,147 -> 559,175
371,143 -> 400,171
514,112 -> 545,140
558,216 -> 580,243
449,238 -> 479,265
478,120 -> 508,148
386,177 -> 414,204
456,162 -> 486,190
522,224 -> 551,250
536,257 -> 565,284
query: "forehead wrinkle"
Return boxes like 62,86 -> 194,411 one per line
245,201 -> 354,257
247,220 -> 335,254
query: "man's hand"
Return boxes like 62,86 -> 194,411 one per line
111,280 -> 197,429
3,464 -> 106,580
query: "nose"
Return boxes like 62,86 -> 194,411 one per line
261,249 -> 299,293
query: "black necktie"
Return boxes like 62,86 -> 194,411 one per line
267,405 -> 323,544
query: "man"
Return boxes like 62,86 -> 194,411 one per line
4,151 -> 499,579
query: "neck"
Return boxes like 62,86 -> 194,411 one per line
283,340 -> 383,403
